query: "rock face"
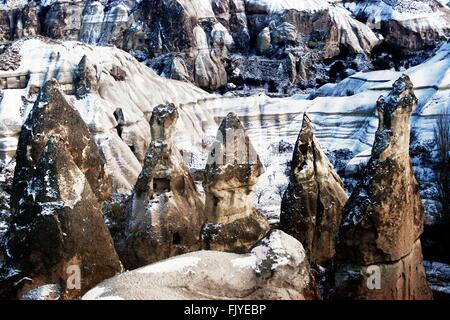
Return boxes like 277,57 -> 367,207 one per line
4,136 -> 122,299
332,75 -> 432,300
345,0 -> 450,50
10,80 -> 111,213
202,112 -> 269,253
116,103 -> 206,270
83,230 -> 319,300
0,1 -> 39,42
280,113 -> 348,266
0,0 -> 382,92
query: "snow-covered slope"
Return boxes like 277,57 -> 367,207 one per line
0,38 -> 448,222
344,0 -> 450,49
0,37 -> 214,192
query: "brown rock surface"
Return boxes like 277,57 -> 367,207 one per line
332,75 -> 432,300
6,138 -> 122,299
280,113 -> 348,265
10,80 -> 111,212
202,112 -> 269,253
117,103 -> 206,269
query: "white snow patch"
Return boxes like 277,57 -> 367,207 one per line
136,256 -> 201,274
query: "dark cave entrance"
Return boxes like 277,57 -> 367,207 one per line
172,232 -> 181,245
153,178 -> 171,193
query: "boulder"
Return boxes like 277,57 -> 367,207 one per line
83,230 -> 319,300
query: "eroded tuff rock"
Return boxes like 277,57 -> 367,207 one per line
280,113 -> 348,266
202,112 -> 269,253
10,80 -> 111,213
4,138 -> 122,299
345,0 -> 450,51
332,75 -> 432,300
84,230 -> 319,300
116,103 -> 206,270
0,1 -> 39,42
0,0 -> 381,92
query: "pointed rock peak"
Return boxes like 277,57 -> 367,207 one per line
11,78 -> 111,211
373,74 -> 417,158
218,112 -> 245,134
291,113 -> 315,172
150,103 -> 179,141
377,74 -> 417,116
301,112 -> 313,131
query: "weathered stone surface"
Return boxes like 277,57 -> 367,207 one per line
116,103 -> 206,269
5,138 -> 122,299
10,80 -> 111,212
332,75 -> 432,300
203,112 -> 269,253
84,230 -> 320,300
74,55 -> 98,99
337,75 -> 424,264
281,113 -> 348,265
332,239 -> 431,300
0,2 -> 39,42
256,27 -> 271,55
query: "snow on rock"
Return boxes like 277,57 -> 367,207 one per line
344,0 -> 450,50
83,230 -> 319,300
423,260 -> 450,296
0,37 -> 213,193
136,256 -> 201,274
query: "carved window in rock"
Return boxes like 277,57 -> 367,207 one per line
153,178 -> 171,193
172,232 -> 181,245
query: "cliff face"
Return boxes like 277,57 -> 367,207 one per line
344,0 -> 450,50
332,75 -> 432,300
0,0 -> 386,92
280,113 -> 348,266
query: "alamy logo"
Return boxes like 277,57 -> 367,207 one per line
66,265 -> 81,290
366,265 -> 381,290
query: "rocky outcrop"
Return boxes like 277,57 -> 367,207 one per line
116,103 -> 206,270
10,80 -> 111,213
202,112 -> 269,253
84,230 -> 319,300
4,137 -> 122,299
345,0 -> 450,51
280,113 -> 348,266
332,75 -> 432,300
0,1 -> 39,42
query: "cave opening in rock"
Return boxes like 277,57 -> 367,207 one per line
172,232 -> 181,245
268,80 -> 278,93
153,178 -> 171,193
113,108 -> 125,138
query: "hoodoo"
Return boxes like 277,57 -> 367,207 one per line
202,112 -> 269,253
117,103 -> 206,269
332,75 -> 432,300
281,113 -> 348,265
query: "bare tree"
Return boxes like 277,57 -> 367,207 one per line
434,106 -> 450,219
275,183 -> 287,199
